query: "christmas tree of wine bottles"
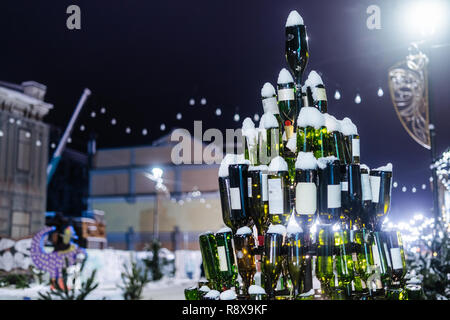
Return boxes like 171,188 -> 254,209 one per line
185,9 -> 415,301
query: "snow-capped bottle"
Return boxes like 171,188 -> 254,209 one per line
267,156 -> 291,225
262,224 -> 286,299
241,118 -> 259,165
233,226 -> 257,296
308,71 -> 328,114
324,114 -> 347,163
317,157 -> 341,225
218,154 -> 235,231
340,118 -> 360,164
228,156 -> 252,230
285,10 -> 309,103
277,68 -> 298,141
294,152 -> 318,230
261,82 -> 283,129
296,106 -> 328,159
258,113 -> 282,166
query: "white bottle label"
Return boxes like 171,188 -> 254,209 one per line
261,174 -> 268,201
352,138 -> 360,158
268,178 -> 284,214
230,187 -> 242,210
370,176 -> 381,203
361,174 -> 373,201
327,184 -> 341,208
341,181 -> 348,192
262,97 -> 279,115
372,244 -> 381,267
217,246 -> 229,271
277,88 -> 295,101
295,182 -> 317,215
316,87 -> 327,101
390,248 -> 403,270
248,177 -> 252,198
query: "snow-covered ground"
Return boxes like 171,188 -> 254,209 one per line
0,248 -> 202,300
0,277 -> 197,300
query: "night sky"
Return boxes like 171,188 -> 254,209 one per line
1,0 -> 449,221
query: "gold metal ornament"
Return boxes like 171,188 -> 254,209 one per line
388,44 -> 431,149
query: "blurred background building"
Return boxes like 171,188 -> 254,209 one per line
0,80 -> 52,239
87,130 -> 225,251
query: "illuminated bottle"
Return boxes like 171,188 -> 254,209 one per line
261,82 -> 283,129
285,215 -> 306,298
228,156 -> 252,230
316,225 -> 334,298
324,114 -> 346,162
199,232 -> 221,290
233,226 -> 257,296
369,163 -> 393,230
262,224 -> 286,299
259,112 -> 282,166
247,165 -> 270,242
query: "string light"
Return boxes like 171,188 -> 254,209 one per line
80,125 -> 85,131
160,123 -> 166,131
125,127 -> 131,134
189,98 -> 195,106
100,107 -> 106,114
234,114 -> 240,122
215,108 -> 222,116
90,111 -> 96,118
200,98 -> 207,105
0,131 -> 4,137
377,87 -> 384,97
393,181 -> 398,188
51,143 -> 56,149
354,93 -> 362,104
254,114 -> 260,122
36,140 -> 42,147
402,186 -> 407,192
25,132 -> 31,138
111,118 -> 117,125
67,137 -> 72,143
334,90 -> 341,100
142,129 -> 148,136
176,113 -> 182,120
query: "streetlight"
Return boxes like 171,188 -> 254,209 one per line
145,167 -> 168,241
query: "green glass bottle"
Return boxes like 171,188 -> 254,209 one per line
247,165 -> 270,241
199,232 -> 221,290
259,113 -> 282,166
351,229 -> 375,296
405,284 -> 425,300
262,224 -> 286,299
369,164 -> 393,231
215,227 -> 238,290
277,68 -> 297,141
184,286 -> 199,300
334,229 -> 354,297
296,106 -> 327,159
383,230 -> 407,288
242,118 -> 259,165
261,82 -> 283,129
324,114 -> 346,162
286,218 -> 306,298
233,226 -> 257,296
340,117 -> 360,164
267,156 -> 291,226
316,225 -> 335,298
218,154 -> 236,231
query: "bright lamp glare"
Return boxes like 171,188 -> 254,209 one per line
403,1 -> 445,37
152,167 -> 163,179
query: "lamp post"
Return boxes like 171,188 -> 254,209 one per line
146,167 -> 168,242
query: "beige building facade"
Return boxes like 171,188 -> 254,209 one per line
88,131 -> 227,250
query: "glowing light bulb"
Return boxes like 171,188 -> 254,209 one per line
355,94 -> 361,104
377,87 -> 384,97
334,90 -> 341,100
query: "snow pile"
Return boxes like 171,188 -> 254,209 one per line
324,114 -> 341,133
220,289 -> 237,300
297,107 -> 325,129
236,226 -> 253,235
295,152 -> 318,170
277,68 -> 294,84
269,156 -> 288,172
360,164 -> 370,172
261,112 -> 279,129
267,224 -> 287,235
0,238 -> 32,272
285,10 -> 304,27
242,118 -> 258,146
317,156 -> 338,170
249,285 -> 266,295
287,214 -> 303,234
340,117 -> 358,136
261,82 -> 276,98
216,227 -> 232,234
199,285 -> 211,292
204,290 -> 220,300
286,135 -> 297,153
218,154 -> 236,178
248,165 -> 269,172
374,163 -> 393,172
